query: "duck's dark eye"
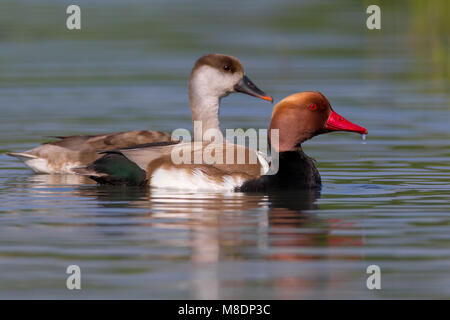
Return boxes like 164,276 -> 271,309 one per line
309,103 -> 317,110
223,65 -> 231,72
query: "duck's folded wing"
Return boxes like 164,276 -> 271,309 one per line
47,130 -> 172,152
73,141 -> 183,185
6,130 -> 174,173
108,140 -> 184,170
209,143 -> 266,176
75,141 -> 267,188
73,152 -> 148,186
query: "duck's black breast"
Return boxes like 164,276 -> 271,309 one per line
236,150 -> 321,192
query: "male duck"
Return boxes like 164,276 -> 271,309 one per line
6,54 -> 272,174
75,91 -> 367,190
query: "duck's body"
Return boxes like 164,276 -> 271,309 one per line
7,54 -> 272,174
6,130 -> 172,174
76,92 -> 367,191
75,140 -> 269,191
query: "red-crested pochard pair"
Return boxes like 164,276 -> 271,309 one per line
74,91 -> 367,191
7,53 -> 368,191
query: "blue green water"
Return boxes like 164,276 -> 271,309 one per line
0,0 -> 449,299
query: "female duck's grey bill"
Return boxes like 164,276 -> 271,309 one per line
234,75 -> 273,102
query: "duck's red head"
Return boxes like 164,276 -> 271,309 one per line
269,92 -> 368,152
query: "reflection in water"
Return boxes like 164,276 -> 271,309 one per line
18,174 -> 366,298
27,178 -> 360,299
28,174 -> 95,186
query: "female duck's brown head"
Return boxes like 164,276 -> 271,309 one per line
189,53 -> 273,140
269,92 -> 368,152
189,53 -> 273,102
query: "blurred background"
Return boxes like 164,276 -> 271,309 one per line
0,0 -> 448,299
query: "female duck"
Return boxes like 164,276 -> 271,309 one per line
75,91 -> 367,190
7,54 -> 272,174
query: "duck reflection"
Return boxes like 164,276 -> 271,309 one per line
27,174 -> 95,186
21,175 -> 362,298
79,186 -> 361,298
266,190 -> 321,259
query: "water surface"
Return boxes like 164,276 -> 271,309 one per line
0,0 -> 449,299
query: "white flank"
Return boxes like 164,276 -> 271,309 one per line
256,151 -> 270,175
23,158 -> 80,174
150,167 -> 245,191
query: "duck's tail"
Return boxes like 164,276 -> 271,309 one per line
5,152 -> 38,160
73,152 -> 147,186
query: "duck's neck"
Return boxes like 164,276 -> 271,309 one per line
189,94 -> 222,141
189,71 -> 224,142
237,149 -> 321,192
